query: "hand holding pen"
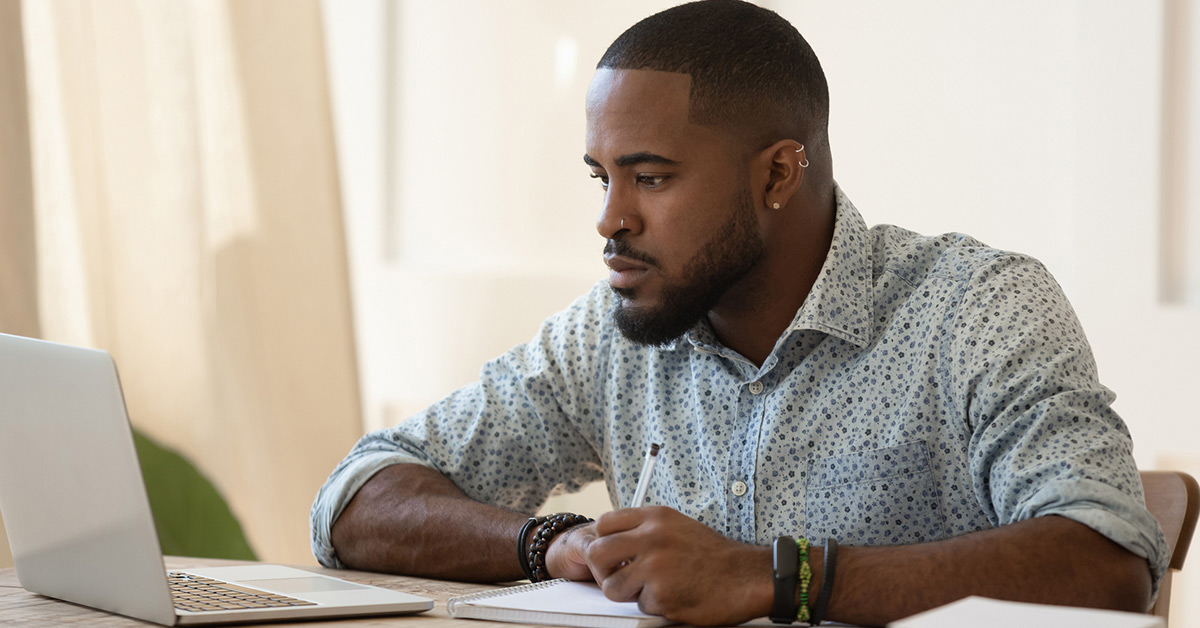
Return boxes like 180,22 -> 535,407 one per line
541,442 -> 662,579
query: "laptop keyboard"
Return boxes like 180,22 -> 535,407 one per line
168,572 -> 317,613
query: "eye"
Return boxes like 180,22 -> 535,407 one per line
589,173 -> 609,190
636,174 -> 667,189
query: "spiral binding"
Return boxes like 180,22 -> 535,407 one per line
446,578 -> 567,614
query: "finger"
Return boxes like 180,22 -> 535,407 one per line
594,504 -> 671,536
634,582 -> 664,618
597,560 -> 643,603
584,532 -> 636,581
593,508 -> 643,536
589,506 -> 686,579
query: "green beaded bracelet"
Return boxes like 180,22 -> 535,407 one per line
797,538 -> 812,622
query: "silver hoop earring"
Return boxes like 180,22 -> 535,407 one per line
796,144 -> 809,168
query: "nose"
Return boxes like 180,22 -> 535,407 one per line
595,186 -> 640,239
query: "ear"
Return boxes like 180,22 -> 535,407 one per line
758,140 -> 807,211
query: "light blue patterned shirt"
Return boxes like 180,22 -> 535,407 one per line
312,185 -> 1168,591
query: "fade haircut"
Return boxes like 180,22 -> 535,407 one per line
598,0 -> 829,155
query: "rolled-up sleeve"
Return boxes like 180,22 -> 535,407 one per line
310,283 -> 615,568
309,440 -> 432,568
953,253 -> 1170,598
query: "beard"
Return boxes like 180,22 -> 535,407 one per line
609,185 -> 765,346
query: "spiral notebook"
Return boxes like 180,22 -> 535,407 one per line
447,579 -> 673,628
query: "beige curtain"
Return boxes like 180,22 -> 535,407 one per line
0,0 -> 362,566
0,0 -> 35,571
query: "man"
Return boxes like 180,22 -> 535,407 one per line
312,2 -> 1168,625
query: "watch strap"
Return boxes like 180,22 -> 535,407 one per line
811,537 -> 838,625
770,536 -> 798,623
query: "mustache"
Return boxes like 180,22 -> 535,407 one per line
603,237 -> 659,267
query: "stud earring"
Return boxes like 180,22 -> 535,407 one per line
620,218 -> 625,230
772,202 -> 781,209
796,145 -> 809,168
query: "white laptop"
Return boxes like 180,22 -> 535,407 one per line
0,333 -> 433,625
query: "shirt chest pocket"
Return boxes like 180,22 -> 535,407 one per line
804,441 -> 946,546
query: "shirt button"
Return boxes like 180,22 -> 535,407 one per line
731,480 -> 748,496
748,381 -> 764,395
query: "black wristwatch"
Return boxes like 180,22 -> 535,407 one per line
770,536 -> 798,623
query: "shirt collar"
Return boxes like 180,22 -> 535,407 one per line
785,183 -> 874,347
670,183 -> 875,354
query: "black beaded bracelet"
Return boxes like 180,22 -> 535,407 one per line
810,537 -> 838,625
523,513 -> 593,582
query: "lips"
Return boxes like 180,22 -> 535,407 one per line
604,254 -> 650,290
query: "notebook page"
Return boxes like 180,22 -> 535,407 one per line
473,581 -> 658,619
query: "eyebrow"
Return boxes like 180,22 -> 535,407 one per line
583,152 -> 681,168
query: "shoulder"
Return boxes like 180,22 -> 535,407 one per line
521,280 -> 626,368
868,224 -> 1050,292
541,280 -> 618,340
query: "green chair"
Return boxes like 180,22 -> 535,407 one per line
133,430 -> 256,561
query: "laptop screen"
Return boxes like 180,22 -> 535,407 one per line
0,334 -> 178,625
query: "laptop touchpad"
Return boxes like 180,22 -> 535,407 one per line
242,577 -> 368,593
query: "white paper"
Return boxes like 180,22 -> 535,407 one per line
473,581 -> 658,619
888,596 -> 1163,628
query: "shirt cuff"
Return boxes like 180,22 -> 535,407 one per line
309,452 -> 433,568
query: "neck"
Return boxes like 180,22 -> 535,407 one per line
706,190 -> 836,367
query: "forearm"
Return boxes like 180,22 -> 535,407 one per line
330,463 -> 528,582
821,515 -> 1151,626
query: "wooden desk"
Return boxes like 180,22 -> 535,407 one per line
0,556 -> 515,626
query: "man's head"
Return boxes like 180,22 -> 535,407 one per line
586,1 -> 833,347
598,0 -> 829,159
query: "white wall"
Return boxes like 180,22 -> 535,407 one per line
323,1 -> 1199,623
322,0 -> 683,432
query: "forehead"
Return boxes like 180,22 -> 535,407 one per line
585,69 -> 728,162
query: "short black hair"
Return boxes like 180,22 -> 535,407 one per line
598,0 -> 829,154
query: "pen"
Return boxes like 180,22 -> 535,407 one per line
628,443 -> 660,507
